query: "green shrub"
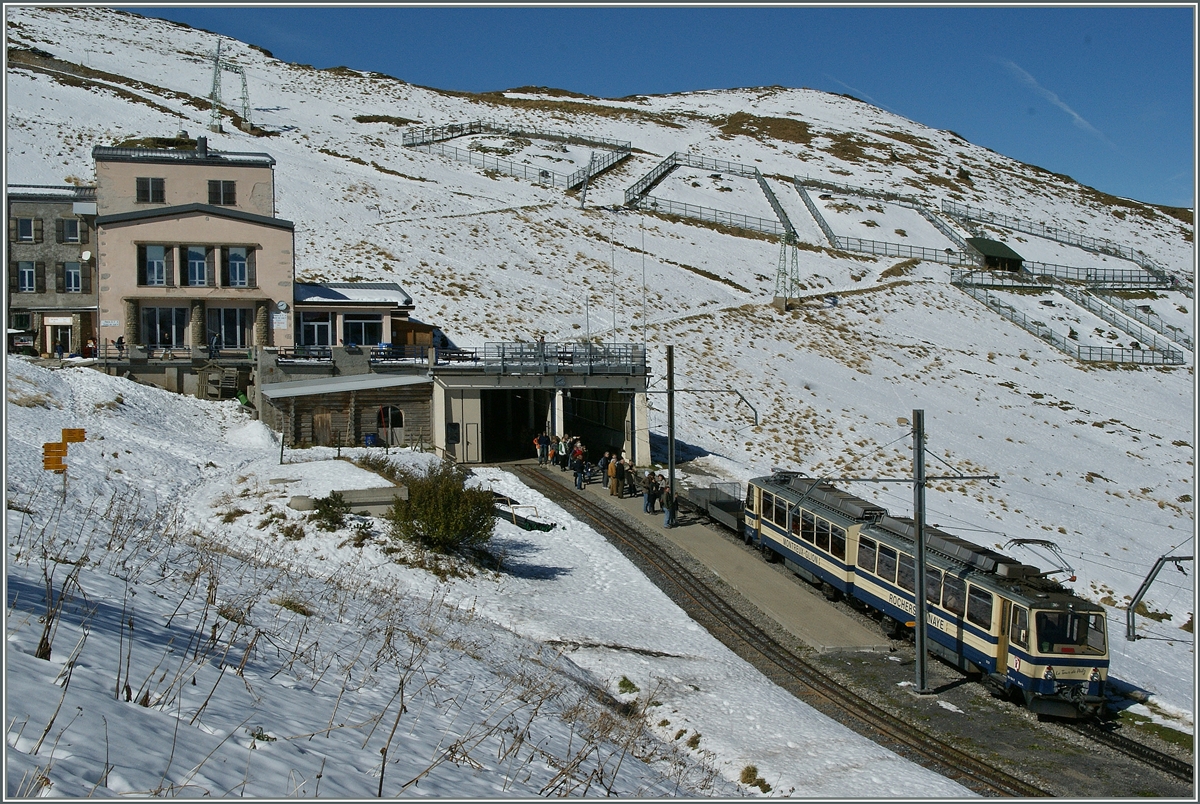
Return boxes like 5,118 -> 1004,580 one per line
310,491 -> 351,531
385,460 -> 495,553
618,676 -> 639,695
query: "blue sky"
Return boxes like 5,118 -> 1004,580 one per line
130,5 -> 1195,208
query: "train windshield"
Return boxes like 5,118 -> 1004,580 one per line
1034,610 -> 1107,656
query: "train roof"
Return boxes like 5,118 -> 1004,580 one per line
754,473 -> 888,522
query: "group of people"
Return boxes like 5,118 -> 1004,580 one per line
533,433 -> 677,527
534,433 -> 590,490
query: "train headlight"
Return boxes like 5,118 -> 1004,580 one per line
1089,667 -> 1101,683
1042,665 -> 1056,680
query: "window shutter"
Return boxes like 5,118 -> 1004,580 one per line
35,262 -> 46,293
7,219 -> 14,243
220,247 -> 230,287
165,245 -> 175,286
247,248 -> 257,287
81,261 -> 93,294
80,221 -> 90,244
56,219 -> 65,243
33,219 -> 43,243
208,180 -> 220,205
8,263 -> 18,293
137,245 -> 147,285
206,247 -> 217,287
55,263 -> 66,293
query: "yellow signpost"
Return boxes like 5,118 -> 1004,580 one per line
42,428 -> 81,483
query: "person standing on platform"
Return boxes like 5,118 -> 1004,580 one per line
663,483 -> 677,528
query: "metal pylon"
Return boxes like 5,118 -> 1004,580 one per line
774,235 -> 800,306
208,40 -> 253,132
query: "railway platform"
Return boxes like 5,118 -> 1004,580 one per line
523,461 -> 892,654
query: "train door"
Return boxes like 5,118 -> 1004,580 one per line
995,599 -> 1012,676
743,484 -> 759,544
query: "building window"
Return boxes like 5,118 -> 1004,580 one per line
142,306 -> 188,347
16,218 -> 36,242
10,312 -> 31,330
186,246 -> 208,286
208,180 -> 236,205
18,261 -> 36,292
227,247 -> 248,287
144,245 -> 167,286
64,262 -> 82,293
300,311 -> 332,346
342,314 -> 383,347
60,219 -> 81,243
136,177 -> 165,203
208,307 -> 252,348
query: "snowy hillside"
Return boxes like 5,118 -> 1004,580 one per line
4,1 -> 1195,776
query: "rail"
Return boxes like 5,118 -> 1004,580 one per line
1092,292 -> 1193,351
941,200 -> 1183,291
482,341 -> 646,375
953,283 -> 1185,365
1054,285 -> 1184,355
793,175 -> 925,207
406,140 -> 571,187
624,152 -> 679,205
791,180 -> 839,247
633,194 -> 788,238
274,346 -> 333,362
368,344 -> 430,363
913,205 -> 975,253
1020,260 -> 1168,288
756,170 -> 796,241
836,236 -> 980,266
673,152 -> 760,178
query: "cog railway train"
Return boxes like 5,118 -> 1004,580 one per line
685,471 -> 1109,719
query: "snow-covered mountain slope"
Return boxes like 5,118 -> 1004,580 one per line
5,2 -> 1194,736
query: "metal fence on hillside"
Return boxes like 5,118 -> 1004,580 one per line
633,195 -> 788,238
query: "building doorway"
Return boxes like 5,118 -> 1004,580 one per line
377,406 -> 405,446
312,406 -> 332,446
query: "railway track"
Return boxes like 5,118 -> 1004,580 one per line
1069,722 -> 1194,783
515,466 -> 1048,797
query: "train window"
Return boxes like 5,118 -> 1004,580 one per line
801,511 -> 816,543
1011,606 -> 1030,649
830,524 -> 846,560
774,495 -> 788,528
876,544 -> 897,583
745,487 -> 757,515
857,537 -> 876,573
816,518 -> 830,551
966,586 -> 994,628
1085,613 -> 1107,654
941,576 -> 966,617
1035,611 -> 1107,655
791,510 -> 802,539
897,553 -> 915,592
925,567 -> 943,606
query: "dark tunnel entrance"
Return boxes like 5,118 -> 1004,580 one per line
480,388 -> 552,463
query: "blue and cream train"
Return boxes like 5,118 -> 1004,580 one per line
727,471 -> 1108,719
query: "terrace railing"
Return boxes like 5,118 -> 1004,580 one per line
482,341 -> 647,376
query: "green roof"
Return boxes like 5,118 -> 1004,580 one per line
966,237 -> 1024,261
